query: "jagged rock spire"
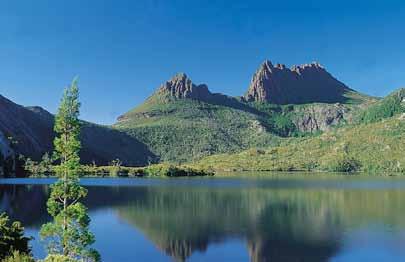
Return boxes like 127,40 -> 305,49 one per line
244,60 -> 350,104
156,73 -> 212,100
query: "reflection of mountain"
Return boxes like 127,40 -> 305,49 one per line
0,185 -> 50,226
114,188 -> 343,262
2,182 -> 405,262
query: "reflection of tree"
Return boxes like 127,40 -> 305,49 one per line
2,184 -> 405,262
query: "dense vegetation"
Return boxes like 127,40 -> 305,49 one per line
357,88 -> 404,124
24,158 -> 214,178
0,213 -> 32,261
80,163 -> 214,177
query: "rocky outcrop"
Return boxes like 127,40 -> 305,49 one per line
120,72 -> 259,117
291,103 -> 350,132
156,73 -> 212,100
244,60 -> 352,104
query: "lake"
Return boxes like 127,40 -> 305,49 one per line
1,174 -> 405,262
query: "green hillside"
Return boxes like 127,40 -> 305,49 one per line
114,97 -> 282,163
193,114 -> 405,173
357,88 -> 405,124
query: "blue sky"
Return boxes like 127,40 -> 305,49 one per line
0,0 -> 404,124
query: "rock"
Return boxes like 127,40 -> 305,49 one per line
244,60 -> 352,104
157,73 -> 212,100
249,120 -> 266,133
292,103 -> 350,132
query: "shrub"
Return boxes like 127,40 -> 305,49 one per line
0,213 -> 32,260
329,156 -> 362,172
3,250 -> 34,262
247,148 -> 266,156
303,161 -> 319,171
42,254 -> 78,262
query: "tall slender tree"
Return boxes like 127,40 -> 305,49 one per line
40,79 -> 100,261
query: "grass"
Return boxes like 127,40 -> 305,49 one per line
192,116 -> 405,174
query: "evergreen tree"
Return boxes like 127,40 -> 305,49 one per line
40,79 -> 100,261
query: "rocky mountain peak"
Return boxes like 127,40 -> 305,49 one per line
261,60 -> 273,69
291,62 -> 324,74
156,73 -> 212,100
244,60 -> 351,104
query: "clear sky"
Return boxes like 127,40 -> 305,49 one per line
1,0 -> 404,124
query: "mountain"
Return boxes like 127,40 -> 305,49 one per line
244,60 -> 364,104
0,130 -> 14,177
0,94 -> 155,168
0,59 -> 388,168
115,73 -> 282,163
115,67 -> 369,163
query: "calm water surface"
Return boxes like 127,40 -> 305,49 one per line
1,174 -> 405,262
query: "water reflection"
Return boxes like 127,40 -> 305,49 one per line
1,177 -> 405,262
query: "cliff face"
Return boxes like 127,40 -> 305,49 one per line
291,103 -> 351,132
245,60 -> 352,104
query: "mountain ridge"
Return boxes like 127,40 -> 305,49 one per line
114,60 -> 375,162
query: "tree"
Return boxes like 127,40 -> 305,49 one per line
23,158 -> 41,176
40,79 -> 100,261
39,152 -> 53,175
0,212 -> 32,260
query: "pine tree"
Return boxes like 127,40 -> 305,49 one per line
40,79 -> 100,261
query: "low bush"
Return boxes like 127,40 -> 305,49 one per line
328,156 -> 362,172
3,250 -> 34,262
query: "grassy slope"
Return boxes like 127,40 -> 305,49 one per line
115,97 -> 281,163
356,88 -> 405,124
193,116 -> 405,173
